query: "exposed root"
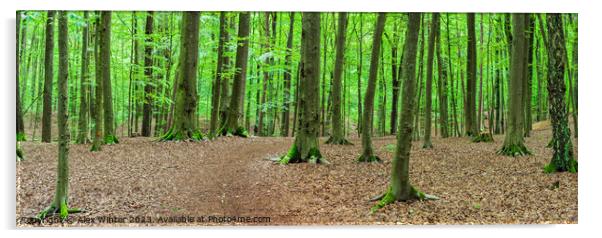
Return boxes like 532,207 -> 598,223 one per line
422,141 -> 433,149
17,142 -> 24,161
90,143 -> 101,152
357,154 -> 382,163
497,143 -> 531,157
370,186 -> 439,213
221,126 -> 249,138
472,132 -> 494,143
36,200 -> 83,221
103,134 -> 119,145
159,128 -> 204,142
278,145 -> 329,164
325,137 -> 353,145
544,158 -> 578,173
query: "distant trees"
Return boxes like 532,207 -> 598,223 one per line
422,13 -> 439,148
358,13 -> 386,163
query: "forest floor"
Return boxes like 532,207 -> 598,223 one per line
16,124 -> 577,226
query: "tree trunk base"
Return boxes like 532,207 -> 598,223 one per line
17,142 -> 24,161
370,186 -> 439,213
325,137 -> 353,145
36,200 -> 82,221
422,141 -> 433,149
357,154 -> 382,163
544,157 -> 578,173
160,127 -> 204,142
221,126 -> 249,138
17,132 -> 27,142
279,144 -> 330,164
472,132 -> 494,143
103,134 -> 119,145
76,137 -> 91,144
497,143 -> 531,157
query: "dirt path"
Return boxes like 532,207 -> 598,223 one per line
16,127 -> 577,226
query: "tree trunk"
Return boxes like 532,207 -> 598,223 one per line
99,12 -> 118,144
223,12 -> 251,137
141,11 -> 154,137
358,13 -> 386,162
76,12 -> 90,144
279,12 -> 295,137
210,12 -> 228,136
41,10 -> 56,143
325,12 -> 351,145
279,12 -> 327,164
465,13 -> 478,137
91,12 -> 104,151
16,11 -> 26,141
423,13 -> 438,148
160,12 -> 202,141
436,18 -> 449,138
543,13 -> 577,173
498,13 -> 531,156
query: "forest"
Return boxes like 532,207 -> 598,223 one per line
16,11 -> 578,225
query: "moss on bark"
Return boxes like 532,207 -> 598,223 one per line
357,154 -> 382,163
103,134 -> 119,145
497,143 -> 531,156
472,132 -> 494,143
370,186 -> 438,213
325,136 -> 353,145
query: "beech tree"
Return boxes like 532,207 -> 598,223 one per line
422,13 -> 439,148
41,10 -> 55,143
76,11 -> 90,144
100,11 -> 118,144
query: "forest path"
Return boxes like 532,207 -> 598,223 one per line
17,126 -> 577,226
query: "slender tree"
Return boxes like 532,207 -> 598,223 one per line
373,13 -> 437,212
76,12 -> 91,144
90,12 -> 104,152
465,13 -> 478,137
41,10 -> 56,143
16,11 -> 26,141
210,12 -> 228,136
160,12 -> 202,141
422,13 -> 439,148
99,12 -> 118,144
280,12 -> 295,137
436,22 -> 449,138
141,11 -> 154,137
497,13 -> 531,156
37,11 -> 82,220
222,12 -> 250,137
358,13 -> 386,163
543,13 -> 577,173
279,12 -> 328,164
326,12 -> 352,145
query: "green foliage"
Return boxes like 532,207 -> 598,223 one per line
103,134 -> 119,145
17,132 -> 27,142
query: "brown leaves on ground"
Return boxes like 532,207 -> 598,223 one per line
16,126 -> 577,226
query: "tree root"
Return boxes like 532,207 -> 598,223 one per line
220,127 -> 249,138
325,137 -> 353,145
497,143 -> 531,157
36,200 -> 83,221
422,141 -> 433,149
357,154 -> 382,163
103,134 -> 119,145
472,132 -> 494,143
90,143 -> 101,152
278,144 -> 329,164
544,158 -> 578,173
370,186 -> 439,213
17,142 -> 24,161
159,128 -> 204,142
17,132 -> 27,142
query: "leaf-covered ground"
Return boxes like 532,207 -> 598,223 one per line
16,125 -> 577,226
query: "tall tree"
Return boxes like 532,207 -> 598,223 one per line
37,11 -> 82,220
279,12 -> 328,164
465,13 -> 478,137
222,12 -> 250,137
100,12 -> 118,144
210,12 -> 228,137
41,10 -> 56,143
76,12 -> 91,144
422,13 -> 439,148
436,22 -> 449,138
16,11 -> 26,141
160,12 -> 202,141
280,12 -> 295,137
141,11 -> 154,137
543,14 -> 577,173
358,13 -> 386,163
326,12 -> 352,145
497,13 -> 531,156
372,13 -> 437,212
90,12 -> 104,152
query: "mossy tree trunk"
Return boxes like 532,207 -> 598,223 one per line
358,13 -> 386,163
37,12 -> 81,220
141,11 -> 154,137
16,11 -> 26,141
543,13 -> 577,173
100,12 -> 118,144
523,16 -> 535,137
279,12 -> 327,164
160,12 -> 202,141
326,12 -> 351,145
41,10 -> 56,143
497,13 -> 531,157
222,12 -> 250,137
423,13 -> 439,148
76,11 -> 90,144
210,12 -> 227,137
436,23 -> 449,138
373,13 -> 437,212
91,13 -> 104,152
465,13 -> 478,137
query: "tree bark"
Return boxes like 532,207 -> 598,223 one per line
76,12 -> 91,144
280,12 -> 295,137
99,12 -> 118,144
326,12 -> 351,145
423,13 -> 438,148
16,11 -> 26,141
465,13 -> 478,137
141,11 -> 154,137
41,10 -> 56,143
